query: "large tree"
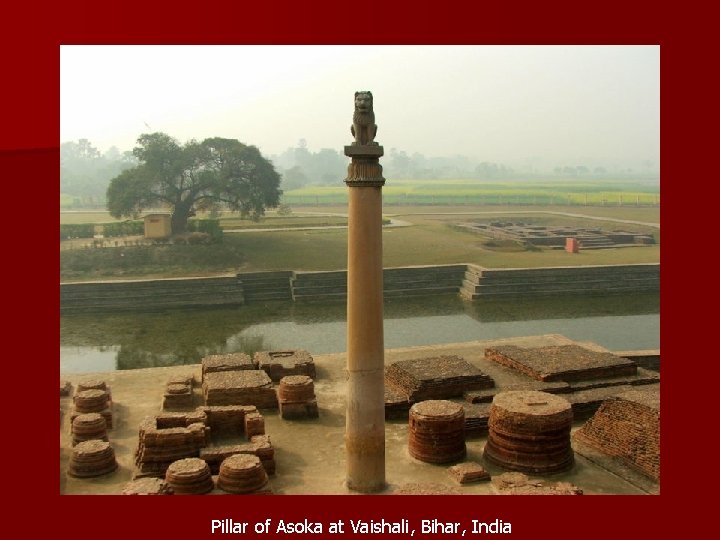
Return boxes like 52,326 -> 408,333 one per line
107,132 -> 282,234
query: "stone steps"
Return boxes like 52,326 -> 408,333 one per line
459,264 -> 659,300
290,266 -> 464,301
461,284 -> 659,300
462,277 -> 659,294
480,264 -> 659,282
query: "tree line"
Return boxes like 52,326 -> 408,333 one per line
61,140 -> 137,205
269,140 -> 656,186
61,134 -> 658,236
62,137 -> 658,208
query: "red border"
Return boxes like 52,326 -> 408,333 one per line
3,0 -> 694,537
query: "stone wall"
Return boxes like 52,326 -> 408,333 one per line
60,276 -> 243,314
60,262 -> 660,312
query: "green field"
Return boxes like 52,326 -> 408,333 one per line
281,179 -> 660,206
61,178 -> 660,210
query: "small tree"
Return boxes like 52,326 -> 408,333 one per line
107,132 -> 282,234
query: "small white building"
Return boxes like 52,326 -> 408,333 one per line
144,213 -> 172,239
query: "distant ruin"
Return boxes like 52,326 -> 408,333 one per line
460,221 -> 655,249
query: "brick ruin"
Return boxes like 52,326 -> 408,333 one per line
61,343 -> 658,494
254,350 -> 317,382
447,462 -> 490,484
164,457 -> 215,495
68,439 -> 118,478
162,375 -> 194,410
134,405 -> 274,478
121,477 -> 173,495
573,387 -> 659,486
277,375 -> 319,419
382,343 -> 659,490
482,344 -> 659,421
384,345 -> 658,426
203,370 -> 278,408
64,378 -> 119,479
71,379 -> 113,428
201,352 -> 256,382
491,471 -> 583,495
217,454 -> 271,494
459,221 -> 655,249
134,413 -> 209,476
199,435 -> 275,475
71,412 -> 108,446
199,349 -> 317,409
121,350 -> 319,492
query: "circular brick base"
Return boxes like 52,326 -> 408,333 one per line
408,400 -> 466,464
484,390 -> 574,474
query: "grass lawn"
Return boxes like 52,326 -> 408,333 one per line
286,204 -> 660,224
60,209 -> 660,281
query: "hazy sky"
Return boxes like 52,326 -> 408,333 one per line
60,45 -> 659,168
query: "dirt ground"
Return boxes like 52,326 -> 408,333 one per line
60,334 -> 649,495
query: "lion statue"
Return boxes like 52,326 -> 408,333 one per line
351,91 -> 378,146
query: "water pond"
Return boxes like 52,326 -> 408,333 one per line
60,293 -> 659,373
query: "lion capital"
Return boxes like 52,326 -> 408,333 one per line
351,91 -> 378,146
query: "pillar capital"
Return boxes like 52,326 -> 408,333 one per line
345,91 -> 385,188
344,148 -> 385,187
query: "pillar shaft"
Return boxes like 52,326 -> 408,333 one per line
345,185 -> 385,492
343,90 -> 386,493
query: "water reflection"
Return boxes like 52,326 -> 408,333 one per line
60,293 -> 659,373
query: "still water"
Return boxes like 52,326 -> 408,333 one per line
60,293 -> 659,373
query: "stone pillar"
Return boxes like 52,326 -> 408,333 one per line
344,91 -> 386,492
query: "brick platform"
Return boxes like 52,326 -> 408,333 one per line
203,370 -> 278,408
201,353 -> 255,382
386,355 -> 494,402
485,345 -> 637,382
134,416 -> 209,477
